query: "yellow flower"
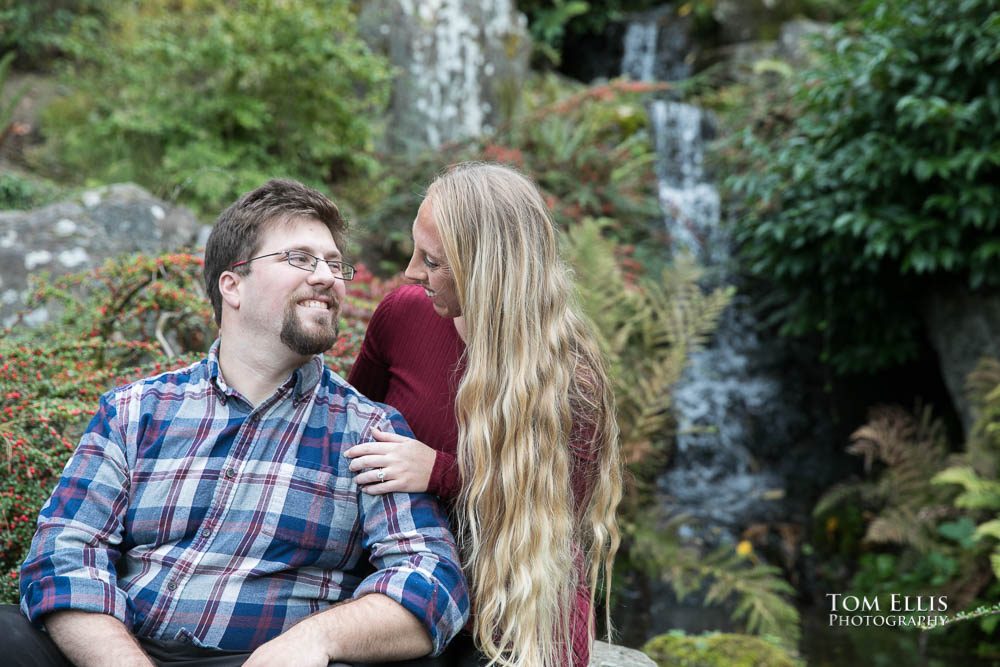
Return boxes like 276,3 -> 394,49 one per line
736,540 -> 754,557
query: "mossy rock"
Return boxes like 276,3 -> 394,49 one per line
642,632 -> 802,667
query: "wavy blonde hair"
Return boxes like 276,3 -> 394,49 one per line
426,162 -> 623,666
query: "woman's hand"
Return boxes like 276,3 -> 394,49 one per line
345,428 -> 437,494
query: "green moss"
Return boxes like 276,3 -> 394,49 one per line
642,632 -> 803,667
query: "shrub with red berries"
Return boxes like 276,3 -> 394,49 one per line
0,253 -> 397,602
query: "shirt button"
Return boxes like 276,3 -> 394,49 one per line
225,468 -> 236,479
167,581 -> 177,591
201,527 -> 212,538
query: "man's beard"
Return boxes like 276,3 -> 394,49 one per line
279,299 -> 340,356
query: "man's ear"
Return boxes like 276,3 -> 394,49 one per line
219,271 -> 242,311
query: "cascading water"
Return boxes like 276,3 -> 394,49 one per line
623,10 -> 794,543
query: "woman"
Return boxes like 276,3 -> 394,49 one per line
346,162 -> 622,667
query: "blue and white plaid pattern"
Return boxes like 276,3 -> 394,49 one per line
20,342 -> 468,654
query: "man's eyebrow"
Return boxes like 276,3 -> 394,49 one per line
287,246 -> 343,260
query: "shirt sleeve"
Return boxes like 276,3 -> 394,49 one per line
351,407 -> 469,656
347,289 -> 398,402
19,392 -> 133,628
427,450 -> 461,499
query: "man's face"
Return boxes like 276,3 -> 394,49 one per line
235,216 -> 346,357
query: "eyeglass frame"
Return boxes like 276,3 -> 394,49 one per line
230,250 -> 356,280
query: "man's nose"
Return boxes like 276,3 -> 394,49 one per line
308,260 -> 340,285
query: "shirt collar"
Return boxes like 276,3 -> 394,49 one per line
207,339 -> 324,404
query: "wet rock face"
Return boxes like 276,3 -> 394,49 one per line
0,183 -> 199,327
359,0 -> 531,151
923,287 -> 1000,437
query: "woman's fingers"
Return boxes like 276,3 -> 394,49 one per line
347,454 -> 391,472
355,466 -> 393,486
371,427 -> 409,443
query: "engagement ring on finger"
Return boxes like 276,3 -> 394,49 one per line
377,468 -> 385,483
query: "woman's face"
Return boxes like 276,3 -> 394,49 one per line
405,198 -> 462,318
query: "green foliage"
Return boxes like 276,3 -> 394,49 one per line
0,172 -> 61,210
723,0 -> 1000,373
561,219 -> 803,647
349,75 -> 664,274
524,0 -> 591,65
0,253 -> 391,603
934,359 -> 1000,581
816,359 -> 1000,641
35,0 -> 390,214
0,0 -> 110,70
813,405 -> 954,553
517,0 -> 659,60
564,217 -> 732,492
643,630 -> 803,667
0,51 -> 27,138
630,517 -> 801,649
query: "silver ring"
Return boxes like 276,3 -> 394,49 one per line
376,468 -> 385,483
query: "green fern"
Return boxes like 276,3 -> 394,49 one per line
815,404 -> 954,552
630,515 -> 801,648
564,217 -> 732,475
932,358 -> 1000,581
561,219 -> 801,647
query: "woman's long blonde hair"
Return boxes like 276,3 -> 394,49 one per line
427,162 -> 623,666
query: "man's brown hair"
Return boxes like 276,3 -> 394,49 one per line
203,179 -> 347,325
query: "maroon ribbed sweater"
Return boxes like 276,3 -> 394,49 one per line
348,284 -> 595,666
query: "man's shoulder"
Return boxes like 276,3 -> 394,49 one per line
102,356 -> 210,404
317,365 -> 410,431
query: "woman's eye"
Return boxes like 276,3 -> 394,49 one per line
423,256 -> 439,269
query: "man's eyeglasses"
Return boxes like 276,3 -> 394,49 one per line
230,250 -> 356,280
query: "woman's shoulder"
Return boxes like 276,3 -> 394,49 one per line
369,283 -> 453,343
377,283 -> 435,316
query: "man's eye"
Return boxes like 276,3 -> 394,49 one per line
288,252 -> 311,265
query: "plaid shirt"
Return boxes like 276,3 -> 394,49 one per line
20,342 -> 468,654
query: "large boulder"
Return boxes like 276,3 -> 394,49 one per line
922,287 -> 1000,436
0,183 -> 199,327
359,0 -> 531,152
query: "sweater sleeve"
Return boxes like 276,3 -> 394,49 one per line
347,289 -> 398,402
428,449 -> 461,499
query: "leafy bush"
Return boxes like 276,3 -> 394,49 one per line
0,253 -> 392,603
724,0 -> 1000,373
934,359 -> 1000,586
814,362 -> 1000,642
0,0 -> 110,70
34,0 -> 390,214
643,630 -> 803,667
563,219 -> 801,648
347,75 -> 665,274
0,172 -> 62,210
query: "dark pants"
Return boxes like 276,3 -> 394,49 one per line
0,605 -> 485,667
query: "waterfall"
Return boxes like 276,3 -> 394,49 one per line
623,10 -> 792,541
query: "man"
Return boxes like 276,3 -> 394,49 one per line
6,179 -> 468,666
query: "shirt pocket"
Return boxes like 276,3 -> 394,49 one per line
260,461 -> 361,570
